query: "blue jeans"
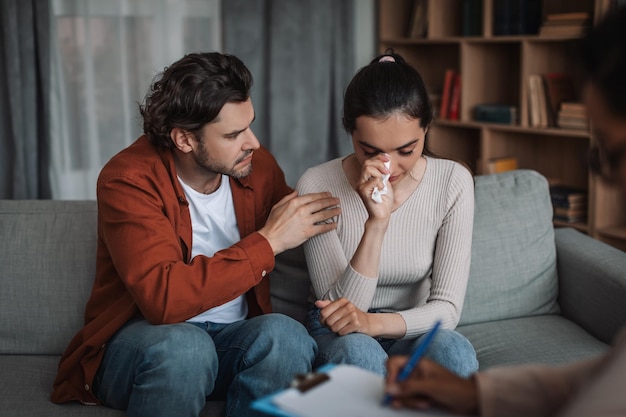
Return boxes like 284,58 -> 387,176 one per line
94,313 -> 316,417
306,308 -> 478,378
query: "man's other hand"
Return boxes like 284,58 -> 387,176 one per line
259,191 -> 340,254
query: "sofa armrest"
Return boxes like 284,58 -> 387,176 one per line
556,227 -> 626,344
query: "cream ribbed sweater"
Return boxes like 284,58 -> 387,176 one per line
296,156 -> 474,338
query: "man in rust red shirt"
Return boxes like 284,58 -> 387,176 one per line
51,52 -> 340,417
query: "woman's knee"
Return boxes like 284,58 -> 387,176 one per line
316,333 -> 387,374
424,329 -> 478,378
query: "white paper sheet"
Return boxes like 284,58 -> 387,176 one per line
271,365 -> 458,417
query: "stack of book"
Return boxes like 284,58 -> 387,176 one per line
550,185 -> 587,223
557,101 -> 589,130
527,73 -> 578,128
539,12 -> 591,37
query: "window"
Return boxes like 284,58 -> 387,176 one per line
50,0 -> 220,199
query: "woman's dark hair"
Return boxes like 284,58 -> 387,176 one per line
140,52 -> 253,150
579,6 -> 626,117
342,50 -> 434,155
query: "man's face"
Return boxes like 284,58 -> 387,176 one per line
584,83 -> 626,194
192,99 -> 260,179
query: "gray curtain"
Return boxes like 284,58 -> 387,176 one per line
223,0 -> 355,186
0,0 -> 51,199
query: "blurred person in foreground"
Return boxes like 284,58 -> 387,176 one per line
384,6 -> 626,417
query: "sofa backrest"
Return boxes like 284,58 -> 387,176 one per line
0,200 -> 98,355
459,169 -> 560,325
0,169 -> 561,355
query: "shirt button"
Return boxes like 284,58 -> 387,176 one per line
84,384 -> 90,391
261,270 -> 267,277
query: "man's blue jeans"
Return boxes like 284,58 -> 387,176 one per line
306,308 -> 478,378
93,313 -> 316,417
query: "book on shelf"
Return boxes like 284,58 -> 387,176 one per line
553,213 -> 587,223
473,103 -> 518,124
549,185 -> 587,207
543,73 -> 578,127
557,115 -> 589,130
554,206 -> 587,218
560,101 -> 587,116
407,0 -> 428,38
528,74 -> 548,128
463,0 -> 482,36
557,101 -> 588,130
539,12 -> 591,37
493,0 -> 542,35
448,72 -> 461,120
430,93 -> 442,118
553,203 -> 587,223
545,12 -> 591,22
487,157 -> 518,174
439,69 -> 457,120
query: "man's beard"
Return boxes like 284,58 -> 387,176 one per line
193,140 -> 253,179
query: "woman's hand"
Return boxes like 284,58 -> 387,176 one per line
315,298 -> 375,336
357,153 -> 394,221
385,356 -> 479,415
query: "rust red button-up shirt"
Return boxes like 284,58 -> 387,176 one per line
52,135 -> 291,404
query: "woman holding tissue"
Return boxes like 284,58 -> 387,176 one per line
296,51 -> 478,377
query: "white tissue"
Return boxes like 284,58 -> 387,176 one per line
371,160 -> 390,203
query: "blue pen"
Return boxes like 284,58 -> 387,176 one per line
382,319 -> 442,406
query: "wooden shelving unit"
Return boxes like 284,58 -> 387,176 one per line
377,0 -> 625,251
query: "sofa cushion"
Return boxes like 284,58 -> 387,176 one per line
0,355 -> 223,416
0,200 -> 97,355
458,315 -> 608,370
459,170 -> 560,326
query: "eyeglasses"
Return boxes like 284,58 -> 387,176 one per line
588,145 -> 626,183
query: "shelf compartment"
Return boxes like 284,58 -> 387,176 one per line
428,124 -> 481,174
595,227 -> 626,252
378,43 -> 460,105
483,129 -> 590,189
377,0 -> 414,40
462,42 -> 521,123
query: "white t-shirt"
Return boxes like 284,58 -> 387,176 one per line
179,175 -> 248,324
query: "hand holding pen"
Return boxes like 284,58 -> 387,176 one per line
383,322 -> 480,415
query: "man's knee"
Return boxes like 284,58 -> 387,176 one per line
142,323 -> 218,379
246,314 -> 316,358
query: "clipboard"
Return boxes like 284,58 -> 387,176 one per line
251,364 -> 460,417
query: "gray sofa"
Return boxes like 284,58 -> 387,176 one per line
2,169 -> 626,417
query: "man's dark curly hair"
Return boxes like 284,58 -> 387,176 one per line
139,52 -> 253,150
